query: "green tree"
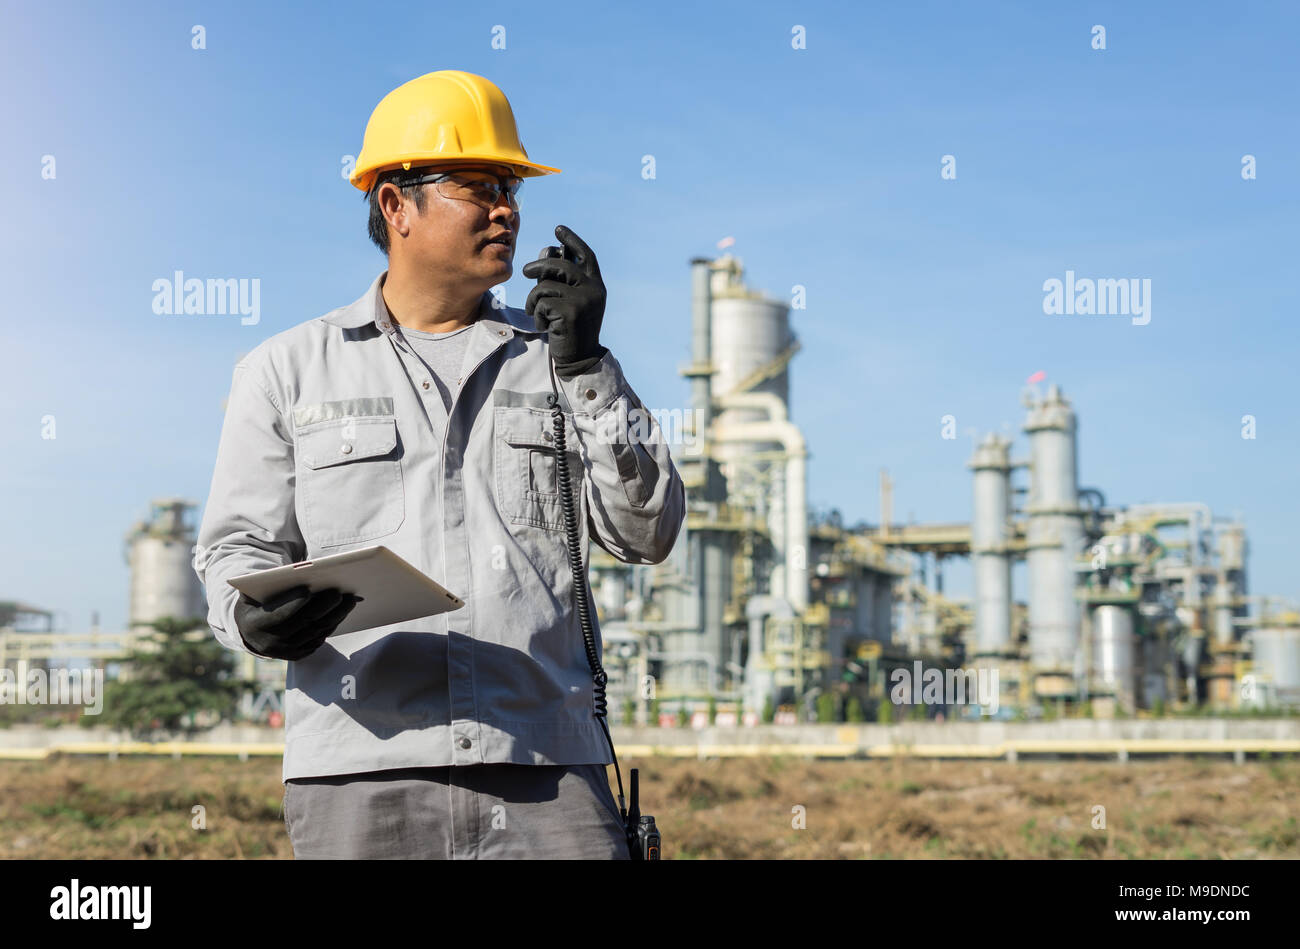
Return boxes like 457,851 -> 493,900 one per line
649,697 -> 660,726
816,692 -> 835,723
762,697 -> 775,724
678,702 -> 690,727
622,696 -> 635,726
707,695 -> 717,725
91,616 -> 245,738
877,699 -> 893,724
846,696 -> 865,722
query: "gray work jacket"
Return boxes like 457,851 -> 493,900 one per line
192,271 -> 685,780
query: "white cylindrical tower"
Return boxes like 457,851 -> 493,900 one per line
1091,604 -> 1136,710
969,433 -> 1013,655
127,498 -> 205,628
708,254 -> 794,465
1023,385 -> 1085,679
1250,627 -> 1300,708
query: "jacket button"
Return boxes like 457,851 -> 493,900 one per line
584,388 -> 597,400
459,737 -> 471,749
498,329 -> 506,336
340,444 -> 353,455
422,380 -> 430,389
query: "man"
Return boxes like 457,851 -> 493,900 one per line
191,70 -> 686,859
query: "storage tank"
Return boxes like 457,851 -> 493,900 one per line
1091,605 -> 1136,709
126,498 -> 205,628
970,433 -> 1013,655
594,566 -> 628,621
1023,385 -> 1085,676
1250,627 -> 1300,708
708,254 -> 795,466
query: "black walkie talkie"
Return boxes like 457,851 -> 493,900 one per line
626,769 -> 660,859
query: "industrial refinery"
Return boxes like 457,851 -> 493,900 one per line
590,254 -> 1300,722
8,256 -> 1298,724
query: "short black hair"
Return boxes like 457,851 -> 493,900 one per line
366,167 -> 430,255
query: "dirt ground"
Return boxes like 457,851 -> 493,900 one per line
0,754 -> 1295,859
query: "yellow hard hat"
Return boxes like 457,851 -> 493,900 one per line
349,70 -> 560,193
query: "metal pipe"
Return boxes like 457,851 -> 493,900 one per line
710,417 -> 809,612
744,595 -> 793,714
1121,503 -> 1214,565
715,391 -> 789,423
714,392 -> 794,602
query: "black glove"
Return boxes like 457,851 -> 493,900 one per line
233,585 -> 362,661
521,224 -> 609,379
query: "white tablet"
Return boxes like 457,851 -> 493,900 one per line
226,545 -> 464,637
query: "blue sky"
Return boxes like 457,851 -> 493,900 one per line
2,0 -> 1296,631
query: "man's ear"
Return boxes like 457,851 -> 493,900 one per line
380,183 -> 410,239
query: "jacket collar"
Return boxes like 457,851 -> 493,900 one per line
321,271 -> 543,338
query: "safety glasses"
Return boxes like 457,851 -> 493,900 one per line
406,168 -> 523,210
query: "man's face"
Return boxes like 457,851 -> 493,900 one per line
386,161 -> 521,289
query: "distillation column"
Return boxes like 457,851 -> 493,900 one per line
1023,385 -> 1086,697
970,433 -> 1013,657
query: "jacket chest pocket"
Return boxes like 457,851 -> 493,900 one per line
296,415 -> 405,547
494,406 -> 584,532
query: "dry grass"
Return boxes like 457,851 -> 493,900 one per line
639,755 -> 1300,859
1,755 -> 1296,859
0,757 -> 292,859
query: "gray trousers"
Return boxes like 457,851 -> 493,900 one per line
282,763 -> 630,859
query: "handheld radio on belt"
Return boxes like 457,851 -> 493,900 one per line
543,304 -> 660,861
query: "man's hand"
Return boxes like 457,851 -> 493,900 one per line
233,585 -> 362,661
521,224 -> 608,379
